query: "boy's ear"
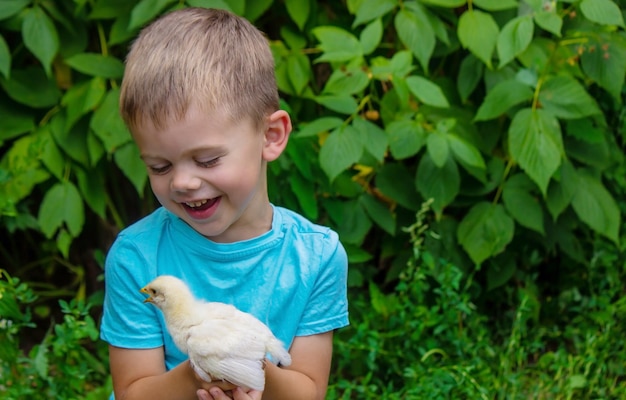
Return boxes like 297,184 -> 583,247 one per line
263,110 -> 292,162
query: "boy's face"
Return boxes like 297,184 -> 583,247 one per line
133,105 -> 275,243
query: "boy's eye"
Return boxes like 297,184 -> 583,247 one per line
197,158 -> 220,168
148,165 -> 171,174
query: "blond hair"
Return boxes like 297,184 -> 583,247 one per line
120,7 -> 279,132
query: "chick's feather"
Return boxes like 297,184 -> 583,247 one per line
141,275 -> 291,391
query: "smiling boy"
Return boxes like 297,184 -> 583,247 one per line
100,7 -> 348,400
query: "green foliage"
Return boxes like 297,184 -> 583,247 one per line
328,201 -> 626,399
0,0 -> 625,396
0,271 -> 111,399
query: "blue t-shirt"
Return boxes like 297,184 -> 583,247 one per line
100,205 -> 349,372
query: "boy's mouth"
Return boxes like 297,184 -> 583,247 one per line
183,197 -> 219,211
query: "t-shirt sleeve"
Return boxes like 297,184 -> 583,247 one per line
99,234 -> 163,349
296,229 -> 349,336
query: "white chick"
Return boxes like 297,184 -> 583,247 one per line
140,275 -> 291,391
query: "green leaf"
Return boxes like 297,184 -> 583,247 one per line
546,160 -> 577,221
0,67 -> 61,108
359,193 -> 396,235
426,132 -> 449,168
22,7 -> 59,76
353,0 -> 396,27
502,173 -> 544,234
0,101 -> 35,142
39,127 -> 65,181
353,117 -> 388,162
319,125 -> 364,182
314,95 -> 358,115
457,202 -> 515,265
416,153 -> 460,214
325,198 -> 372,245
580,34 -> 626,101
376,162 -> 420,210
474,79 -> 533,121
114,142 -> 148,196
62,77 -> 106,129
296,117 -> 344,138
474,0 -> 517,11
38,181 -> 85,238
420,0 -> 465,7
457,54 -> 483,102
289,170 -> 318,221
89,0 -> 134,19
90,89 -> 132,153
538,75 -> 601,119
0,0 -> 29,20
571,169 -> 620,243
406,75 -> 449,108
508,108 -> 563,195
129,0 -> 175,30
497,16 -> 534,68
387,119 -> 426,159
244,0 -> 272,21
395,7 -> 435,72
534,10 -> 562,36
322,67 -> 370,96
458,9 -> 498,69
64,53 -> 125,79
580,0 -> 625,27
312,26 -> 363,63
286,53 -> 311,95
285,0 -> 310,30
0,34 -> 10,78
49,113 -> 90,166
447,134 -> 486,169
75,165 -> 107,218
360,18 -> 383,55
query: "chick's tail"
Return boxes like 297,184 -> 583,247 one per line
266,337 -> 292,367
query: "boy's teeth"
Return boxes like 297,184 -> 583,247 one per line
186,199 -> 208,208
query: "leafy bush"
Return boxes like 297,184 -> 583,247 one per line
0,271 -> 111,399
0,0 -> 625,397
328,201 -> 626,399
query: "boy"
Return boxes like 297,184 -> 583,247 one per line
99,7 -> 349,400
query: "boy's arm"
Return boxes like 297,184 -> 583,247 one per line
206,331 -> 333,400
109,346 -> 235,400
264,331 -> 334,400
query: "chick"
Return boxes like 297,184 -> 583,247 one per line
140,275 -> 291,391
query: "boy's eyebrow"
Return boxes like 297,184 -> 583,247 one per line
139,146 -> 227,160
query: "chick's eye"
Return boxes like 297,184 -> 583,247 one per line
150,289 -> 156,295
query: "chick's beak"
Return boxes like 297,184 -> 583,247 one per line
140,287 -> 153,303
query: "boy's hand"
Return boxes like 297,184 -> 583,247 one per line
197,387 -> 263,400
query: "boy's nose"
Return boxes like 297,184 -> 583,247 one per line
170,168 -> 202,192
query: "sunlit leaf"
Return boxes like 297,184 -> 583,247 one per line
38,181 -> 85,238
580,0 -> 624,27
497,16 -> 534,68
352,0 -> 396,27
285,0 -> 310,30
406,75 -> 449,108
508,108 -> 563,195
395,7 -> 435,72
64,53 -> 125,78
458,9 -> 498,69
319,125 -> 363,182
22,6 -> 59,76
